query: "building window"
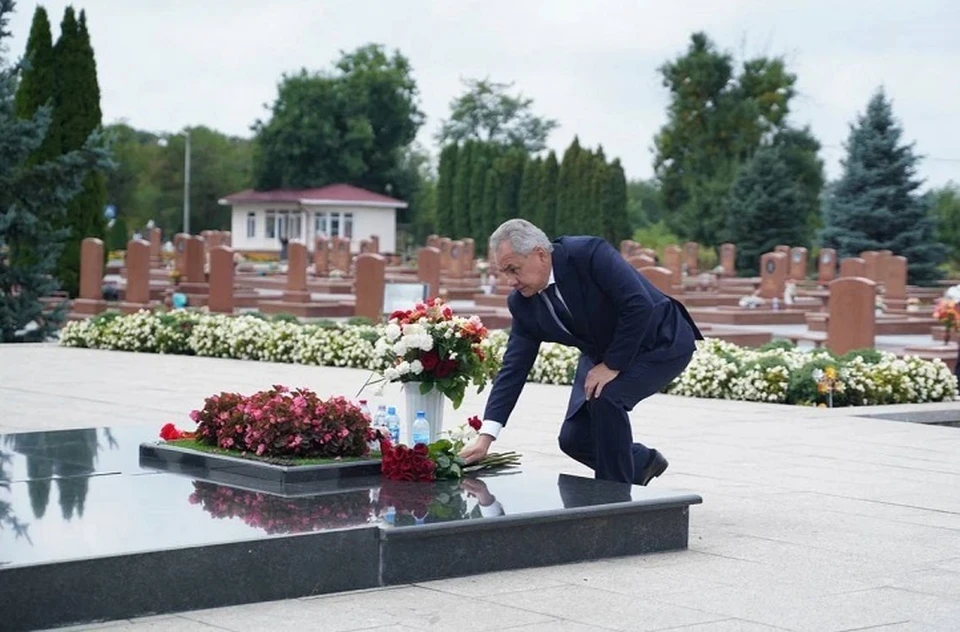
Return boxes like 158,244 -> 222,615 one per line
330,213 -> 340,238
291,211 -> 302,239
266,210 -> 276,239
343,212 -> 353,239
315,212 -> 327,236
246,212 -> 256,238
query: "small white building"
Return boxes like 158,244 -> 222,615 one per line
218,183 -> 407,255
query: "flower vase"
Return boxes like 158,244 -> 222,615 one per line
403,381 -> 445,444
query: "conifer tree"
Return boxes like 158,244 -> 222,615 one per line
53,7 -> 107,296
555,137 -> 582,235
0,0 -> 111,341
451,141 -> 473,238
538,151 -> 559,237
435,143 -> 458,236
517,156 -> 541,222
13,5 -> 58,164
821,89 -> 945,285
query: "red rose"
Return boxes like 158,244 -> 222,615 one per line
467,416 -> 482,431
420,350 -> 440,371
160,423 -> 183,441
389,310 -> 408,323
434,359 -> 457,379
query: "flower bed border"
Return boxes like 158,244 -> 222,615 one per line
139,441 -> 382,488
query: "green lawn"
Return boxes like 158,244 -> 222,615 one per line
165,438 -> 381,467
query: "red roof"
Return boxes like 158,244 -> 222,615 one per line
219,183 -> 407,207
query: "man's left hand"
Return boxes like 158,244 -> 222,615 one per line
584,363 -> 620,399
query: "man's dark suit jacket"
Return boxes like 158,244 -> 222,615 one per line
482,236 -> 703,427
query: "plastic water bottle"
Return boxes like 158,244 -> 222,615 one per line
411,410 -> 431,446
385,406 -> 401,445
372,404 -> 388,443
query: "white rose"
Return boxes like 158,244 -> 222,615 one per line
410,360 -> 423,375
393,340 -> 407,356
397,361 -> 411,375
384,367 -> 400,381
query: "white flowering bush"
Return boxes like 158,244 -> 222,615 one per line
59,310 -> 958,407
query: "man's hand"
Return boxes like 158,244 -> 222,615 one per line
459,434 -> 494,465
584,362 -> 620,399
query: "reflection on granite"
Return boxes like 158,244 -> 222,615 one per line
0,425 -> 700,569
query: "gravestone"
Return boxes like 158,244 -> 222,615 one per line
354,254 -> 386,322
449,240 -> 465,278
789,247 -> 808,281
627,255 -> 655,270
759,252 -> 788,299
207,246 -> 235,314
121,239 -> 151,312
827,277 -> 876,355
201,230 -> 213,250
684,242 -> 699,274
332,237 -> 351,273
174,233 -> 188,275
640,248 -> 657,260
72,238 -> 106,316
775,244 -> 790,253
462,238 -> 476,273
284,241 -> 310,302
620,240 -> 641,257
640,267 -> 675,295
860,251 -> 880,282
313,237 -> 330,276
663,245 -> 682,286
222,231 -> 232,247
426,234 -> 440,249
148,228 -> 162,268
720,243 -> 736,277
839,257 -> 866,278
818,248 -> 837,284
360,239 -> 374,254
370,235 -> 380,254
417,247 -> 441,300
439,238 -> 453,271
885,255 -> 908,301
876,250 -> 893,286
185,237 -> 206,284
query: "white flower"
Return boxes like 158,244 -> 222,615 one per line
392,340 -> 407,356
385,323 -> 402,342
410,360 -> 423,375
384,367 -> 400,381
397,361 -> 411,375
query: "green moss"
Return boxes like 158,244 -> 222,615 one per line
165,438 -> 379,467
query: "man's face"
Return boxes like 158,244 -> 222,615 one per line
495,242 -> 552,297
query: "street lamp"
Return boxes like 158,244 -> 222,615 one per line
181,130 -> 191,235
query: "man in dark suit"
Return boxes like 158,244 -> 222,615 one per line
460,219 -> 703,485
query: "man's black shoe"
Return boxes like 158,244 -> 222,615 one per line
638,450 -> 669,486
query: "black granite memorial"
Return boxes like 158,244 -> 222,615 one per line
0,426 -> 701,631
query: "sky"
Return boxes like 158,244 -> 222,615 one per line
6,0 -> 960,189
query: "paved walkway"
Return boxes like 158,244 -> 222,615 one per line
2,344 -> 960,631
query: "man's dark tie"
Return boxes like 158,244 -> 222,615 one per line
545,284 -> 576,335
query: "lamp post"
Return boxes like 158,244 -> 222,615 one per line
182,130 -> 191,235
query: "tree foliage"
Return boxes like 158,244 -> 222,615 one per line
436,78 -> 558,153
653,32 -> 822,249
1,0 -> 111,341
821,89 -> 945,285
252,44 -> 424,200
928,183 -> 960,266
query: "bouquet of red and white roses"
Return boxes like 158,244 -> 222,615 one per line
370,298 -> 498,408
379,416 -> 521,482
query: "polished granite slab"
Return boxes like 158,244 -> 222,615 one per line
0,425 -> 701,631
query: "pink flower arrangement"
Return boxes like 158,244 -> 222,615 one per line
183,385 -> 375,459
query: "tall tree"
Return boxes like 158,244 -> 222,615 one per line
13,5 -> 57,163
928,183 -> 960,266
481,168 -> 500,246
820,89 -> 945,285
436,78 -> 558,153
555,137 -> 582,235
252,44 -> 424,200
537,150 -> 559,237
602,159 -> 630,246
494,149 -> 525,227
653,32 -> 815,248
726,145 -> 810,274
451,141 -> 473,238
517,156 -> 541,222
626,179 -> 664,230
53,7 -> 107,296
0,0 -> 111,341
434,143 -> 458,237
467,146 -> 489,248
